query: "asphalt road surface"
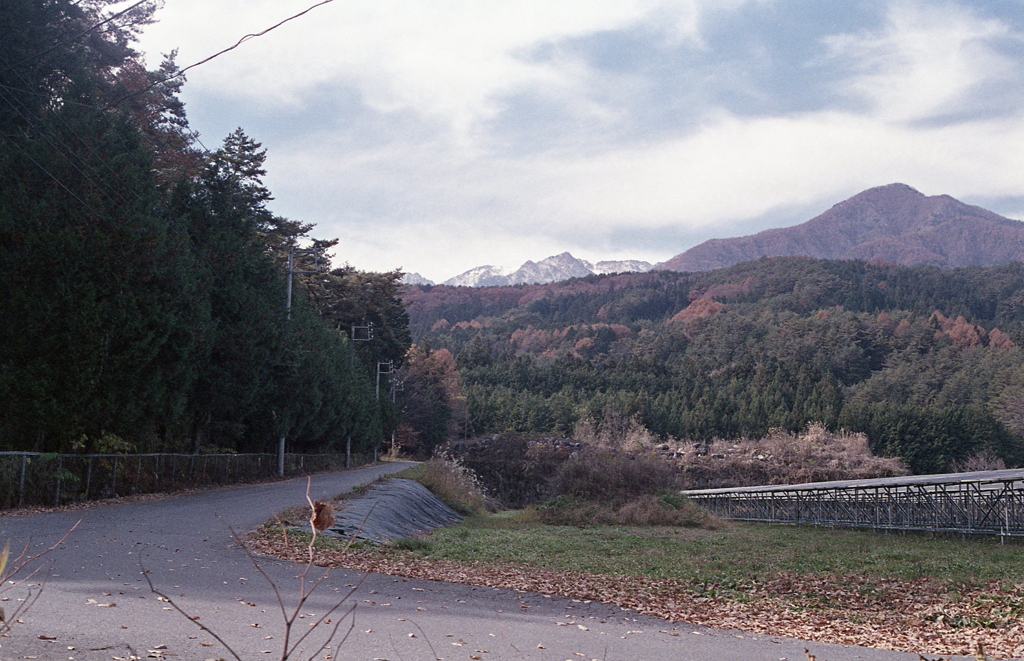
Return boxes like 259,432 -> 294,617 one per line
0,463 -> 969,661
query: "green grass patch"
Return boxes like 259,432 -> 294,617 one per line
410,515 -> 1024,586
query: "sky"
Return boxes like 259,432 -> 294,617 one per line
131,0 -> 1024,283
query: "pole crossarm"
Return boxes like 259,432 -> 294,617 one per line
681,469 -> 1024,537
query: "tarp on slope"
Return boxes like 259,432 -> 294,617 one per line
322,478 -> 463,543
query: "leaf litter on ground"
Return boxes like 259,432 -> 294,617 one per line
245,527 -> 1024,660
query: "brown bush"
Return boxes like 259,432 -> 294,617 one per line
440,434 -> 574,508
548,449 -> 677,508
418,454 -> 496,515
951,451 -> 1007,473
672,423 -> 908,489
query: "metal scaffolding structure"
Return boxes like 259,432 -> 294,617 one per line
680,469 -> 1024,537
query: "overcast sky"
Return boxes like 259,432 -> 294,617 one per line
132,0 -> 1024,283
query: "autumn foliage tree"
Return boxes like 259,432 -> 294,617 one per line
396,346 -> 466,456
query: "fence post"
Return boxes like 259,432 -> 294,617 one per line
84,456 -> 93,501
112,457 -> 119,496
54,454 -> 63,506
18,453 -> 27,507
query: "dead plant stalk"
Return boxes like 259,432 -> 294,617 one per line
0,520 -> 80,635
144,478 -> 362,661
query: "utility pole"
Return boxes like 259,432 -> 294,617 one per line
376,360 -> 394,402
388,377 -> 404,458
279,245 -> 320,477
349,322 -> 373,366
346,322 -> 374,467
376,360 -> 394,460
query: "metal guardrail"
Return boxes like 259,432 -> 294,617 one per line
0,451 -> 373,510
681,469 -> 1024,538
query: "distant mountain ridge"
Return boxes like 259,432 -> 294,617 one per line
405,253 -> 653,287
656,183 -> 1024,272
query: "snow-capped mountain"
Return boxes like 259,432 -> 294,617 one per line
506,252 -> 595,285
441,252 -> 652,287
442,265 -> 513,288
401,272 -> 435,286
593,260 -> 654,275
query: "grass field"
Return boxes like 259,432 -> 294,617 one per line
249,464 -> 1024,658
415,511 -> 1024,587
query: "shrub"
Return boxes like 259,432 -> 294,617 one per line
417,453 -> 495,515
672,423 -> 908,489
440,434 -> 573,508
548,449 -> 677,508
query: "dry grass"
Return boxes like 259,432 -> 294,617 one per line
673,423 -> 908,489
538,449 -> 720,527
415,453 -> 495,515
574,410 -> 658,452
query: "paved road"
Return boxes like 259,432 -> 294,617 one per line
0,464 -> 967,661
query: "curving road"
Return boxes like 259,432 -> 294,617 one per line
0,463 -> 966,661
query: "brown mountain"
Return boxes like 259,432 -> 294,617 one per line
656,183 -> 1024,272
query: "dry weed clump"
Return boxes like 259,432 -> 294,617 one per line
440,434 -> 573,508
418,452 -> 495,515
673,423 -> 908,489
951,451 -> 1007,473
539,449 -> 719,527
548,449 -> 676,506
574,410 -> 658,451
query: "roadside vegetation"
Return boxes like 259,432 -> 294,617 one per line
248,452 -> 1024,659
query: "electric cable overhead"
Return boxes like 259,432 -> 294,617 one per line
1,0 -> 336,283
103,0 -> 337,110
0,132 -> 107,220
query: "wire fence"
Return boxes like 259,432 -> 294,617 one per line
0,451 -> 376,510
681,469 -> 1024,539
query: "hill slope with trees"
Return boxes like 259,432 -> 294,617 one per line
404,258 -> 1024,472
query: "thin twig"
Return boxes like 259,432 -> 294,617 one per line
141,561 -> 244,661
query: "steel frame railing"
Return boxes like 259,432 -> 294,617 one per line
681,470 -> 1024,537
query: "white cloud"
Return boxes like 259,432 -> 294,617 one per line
131,0 -> 1024,282
823,1 -> 1019,123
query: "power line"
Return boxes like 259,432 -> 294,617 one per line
1,0 -> 338,284
0,132 -> 106,220
104,0 -> 338,111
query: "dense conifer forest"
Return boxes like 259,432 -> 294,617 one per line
0,1 -> 409,455
404,258 -> 1024,473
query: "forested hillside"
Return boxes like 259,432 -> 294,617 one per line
404,258 -> 1024,473
0,1 -> 408,455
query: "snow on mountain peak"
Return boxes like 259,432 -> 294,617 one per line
441,253 -> 651,287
